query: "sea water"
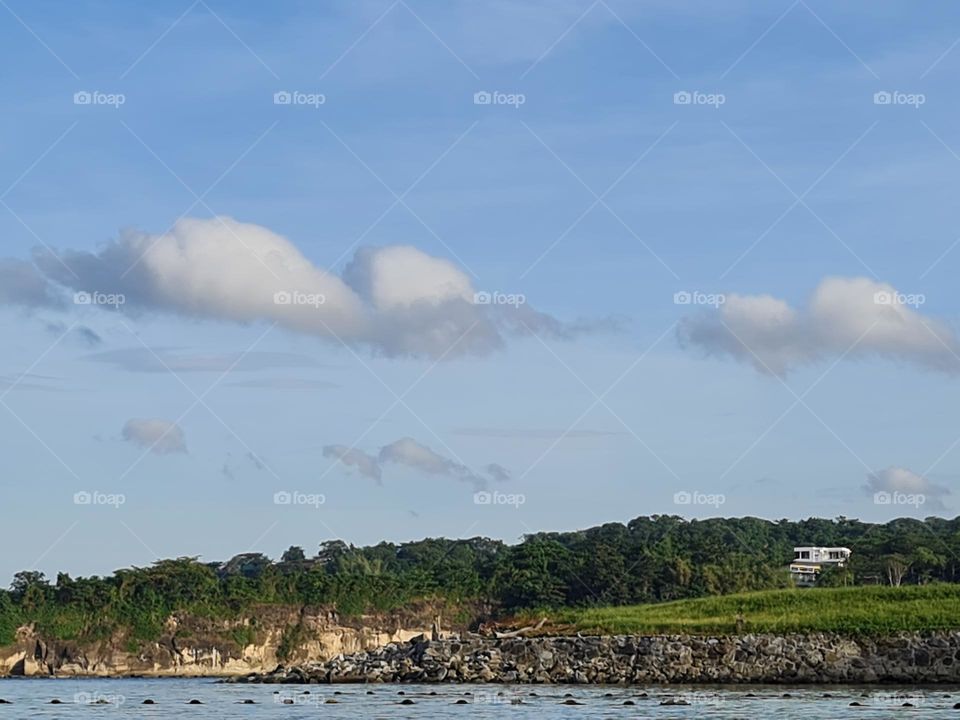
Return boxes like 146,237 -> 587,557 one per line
0,679 -> 956,718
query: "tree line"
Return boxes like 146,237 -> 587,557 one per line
2,514 -> 958,646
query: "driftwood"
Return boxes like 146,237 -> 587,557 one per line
493,617 -> 547,639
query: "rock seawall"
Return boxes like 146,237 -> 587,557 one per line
235,632 -> 960,684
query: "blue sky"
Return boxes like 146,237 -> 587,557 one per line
3,0 -> 960,582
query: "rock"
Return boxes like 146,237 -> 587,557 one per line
229,631 -> 960,686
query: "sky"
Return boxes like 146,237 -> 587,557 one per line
2,0 -> 960,582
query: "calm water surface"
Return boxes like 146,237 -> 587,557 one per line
0,679 -> 957,718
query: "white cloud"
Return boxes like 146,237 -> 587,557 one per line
679,276 -> 959,375
862,466 -> 950,511
26,216 -> 593,359
121,418 -> 188,455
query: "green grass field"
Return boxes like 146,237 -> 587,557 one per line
543,585 -> 960,635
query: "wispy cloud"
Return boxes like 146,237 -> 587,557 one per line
85,347 -> 324,373
324,436 -> 507,490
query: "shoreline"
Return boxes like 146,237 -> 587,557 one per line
231,632 -> 960,685
5,630 -> 960,684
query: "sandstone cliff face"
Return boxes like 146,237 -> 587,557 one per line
0,607 -> 437,678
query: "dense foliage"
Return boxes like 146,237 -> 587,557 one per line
3,514 -> 959,646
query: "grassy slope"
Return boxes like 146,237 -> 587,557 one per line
544,585 -> 960,635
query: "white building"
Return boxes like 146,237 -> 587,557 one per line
789,546 -> 851,587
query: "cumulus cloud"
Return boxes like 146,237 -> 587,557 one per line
323,436 -> 505,490
322,445 -> 382,483
679,277 -> 960,375
21,216 -> 593,359
121,418 -> 188,455
862,466 -> 950,511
